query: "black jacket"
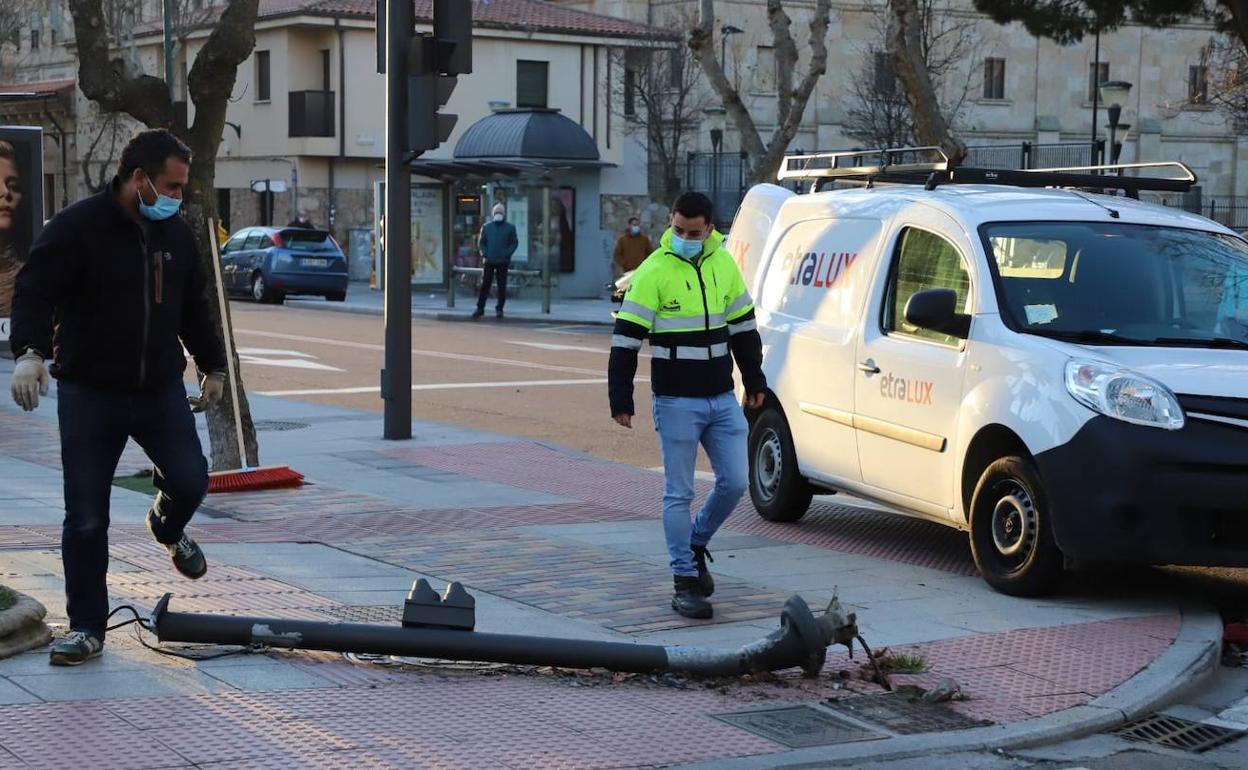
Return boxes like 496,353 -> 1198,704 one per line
10,179 -> 227,390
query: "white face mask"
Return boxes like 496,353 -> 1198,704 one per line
493,213 -> 504,223
630,225 -> 640,235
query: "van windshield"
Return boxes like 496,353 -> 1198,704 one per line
982,221 -> 1248,349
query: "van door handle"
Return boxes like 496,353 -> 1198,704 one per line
857,359 -> 880,375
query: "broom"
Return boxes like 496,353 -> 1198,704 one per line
203,218 -> 304,493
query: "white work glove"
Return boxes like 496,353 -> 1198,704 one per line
10,352 -> 49,412
189,372 -> 226,412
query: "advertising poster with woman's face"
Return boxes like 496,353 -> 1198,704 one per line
0,126 -> 45,350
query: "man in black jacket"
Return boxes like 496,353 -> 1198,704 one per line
8,129 -> 228,666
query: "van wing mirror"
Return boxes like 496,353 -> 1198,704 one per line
904,288 -> 971,339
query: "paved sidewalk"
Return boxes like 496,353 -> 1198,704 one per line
0,366 -> 1220,769
286,280 -> 617,325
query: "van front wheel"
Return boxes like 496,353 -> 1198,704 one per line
748,407 -> 812,523
969,456 -> 1064,596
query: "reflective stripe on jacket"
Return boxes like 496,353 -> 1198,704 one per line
608,228 -> 765,416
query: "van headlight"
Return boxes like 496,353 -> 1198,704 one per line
1064,360 -> 1185,430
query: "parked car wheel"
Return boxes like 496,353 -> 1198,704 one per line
969,456 -> 1064,597
326,291 -> 347,302
251,273 -> 283,304
748,406 -> 813,522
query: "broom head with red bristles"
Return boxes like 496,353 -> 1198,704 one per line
208,465 -> 305,494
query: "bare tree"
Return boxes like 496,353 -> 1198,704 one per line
688,0 -> 832,185
845,0 -> 978,150
79,105 -> 134,193
887,0 -> 968,162
66,0 -> 262,470
612,38 -> 712,198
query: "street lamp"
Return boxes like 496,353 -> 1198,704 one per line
1098,80 -> 1133,166
705,106 -> 726,214
721,24 -> 744,80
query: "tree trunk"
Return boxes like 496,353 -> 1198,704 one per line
887,0 -> 966,164
68,0 -> 261,470
1224,0 -> 1248,52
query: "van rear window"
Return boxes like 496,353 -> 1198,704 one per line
989,236 -> 1067,279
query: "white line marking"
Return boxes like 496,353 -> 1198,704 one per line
506,340 -> 608,354
235,328 -> 646,380
236,347 -> 316,358
259,378 -> 609,397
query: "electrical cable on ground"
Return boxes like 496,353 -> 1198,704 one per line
104,605 -> 268,662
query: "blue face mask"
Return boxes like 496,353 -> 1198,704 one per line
670,233 -> 704,260
138,179 -> 182,221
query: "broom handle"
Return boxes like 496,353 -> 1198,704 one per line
207,219 -> 249,471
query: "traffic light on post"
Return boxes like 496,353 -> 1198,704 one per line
407,0 -> 473,155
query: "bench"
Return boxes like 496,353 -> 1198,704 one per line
447,266 -> 544,307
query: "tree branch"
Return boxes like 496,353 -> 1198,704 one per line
690,0 -> 767,161
767,0 -> 798,124
67,0 -> 173,128
888,0 -> 967,162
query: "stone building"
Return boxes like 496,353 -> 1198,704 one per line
0,0 -> 665,297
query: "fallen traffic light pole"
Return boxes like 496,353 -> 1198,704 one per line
149,583 -> 861,679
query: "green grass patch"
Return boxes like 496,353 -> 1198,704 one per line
112,470 -> 157,496
874,651 -> 929,674
0,585 -> 17,612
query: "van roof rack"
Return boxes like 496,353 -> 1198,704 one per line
778,149 -> 1197,196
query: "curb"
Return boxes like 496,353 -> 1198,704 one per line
283,297 -> 615,326
665,597 -> 1221,770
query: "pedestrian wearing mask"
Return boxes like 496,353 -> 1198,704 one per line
9,128 -> 228,666
607,192 -> 767,619
474,202 -> 519,319
612,216 -> 651,280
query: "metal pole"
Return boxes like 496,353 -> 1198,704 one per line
151,593 -> 850,679
383,0 -> 412,440
1091,26 -> 1101,167
163,0 -> 175,103
542,186 -> 551,314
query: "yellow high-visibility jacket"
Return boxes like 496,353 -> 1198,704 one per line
608,228 -> 765,416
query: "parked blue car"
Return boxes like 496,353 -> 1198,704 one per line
219,226 -> 349,303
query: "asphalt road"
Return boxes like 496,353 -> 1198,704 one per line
229,299 -> 1248,620
229,300 -> 667,469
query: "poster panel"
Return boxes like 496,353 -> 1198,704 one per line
409,184 -> 444,284
0,126 -> 45,355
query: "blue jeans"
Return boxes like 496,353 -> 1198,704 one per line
58,379 -> 209,639
652,392 -> 749,577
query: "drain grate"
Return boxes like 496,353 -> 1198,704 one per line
712,705 -> 885,748
318,605 -> 404,624
1113,714 -> 1246,753
253,420 -> 310,432
823,693 -> 992,735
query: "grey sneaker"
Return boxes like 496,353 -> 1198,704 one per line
166,533 -> 208,579
49,631 -> 103,666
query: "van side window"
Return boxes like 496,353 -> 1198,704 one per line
885,228 -> 971,345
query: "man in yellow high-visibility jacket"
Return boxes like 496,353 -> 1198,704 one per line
608,192 -> 766,619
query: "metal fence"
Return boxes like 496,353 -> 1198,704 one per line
1140,192 -> 1248,231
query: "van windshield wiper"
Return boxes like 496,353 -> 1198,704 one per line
1150,336 -> 1248,351
1031,329 -> 1147,346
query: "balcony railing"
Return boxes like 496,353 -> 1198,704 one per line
289,90 -> 335,138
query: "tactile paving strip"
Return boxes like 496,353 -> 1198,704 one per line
342,530 -> 789,632
385,442 -> 979,575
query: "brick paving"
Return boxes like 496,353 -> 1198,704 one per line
345,530 -> 789,632
0,401 -> 1194,769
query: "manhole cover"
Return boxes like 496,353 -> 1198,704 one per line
319,605 -> 403,624
253,420 -> 310,432
1112,715 -> 1246,753
712,705 -> 885,748
823,693 -> 992,735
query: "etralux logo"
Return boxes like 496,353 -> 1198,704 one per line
879,372 -> 934,405
787,251 -> 857,288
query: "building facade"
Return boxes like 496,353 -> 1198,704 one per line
0,0 -> 664,297
565,0 -> 1248,198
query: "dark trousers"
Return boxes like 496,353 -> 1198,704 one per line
57,379 -> 209,638
476,262 -> 509,312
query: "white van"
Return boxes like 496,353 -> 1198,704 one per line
732,150 -> 1248,596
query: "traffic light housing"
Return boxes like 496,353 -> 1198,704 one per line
407,0 -> 472,155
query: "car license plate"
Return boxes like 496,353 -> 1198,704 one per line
300,258 -> 329,268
